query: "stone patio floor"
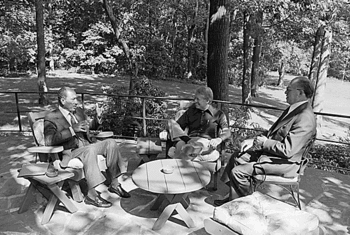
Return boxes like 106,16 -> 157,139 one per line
0,133 -> 349,235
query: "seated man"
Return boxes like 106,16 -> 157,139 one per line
214,76 -> 316,206
44,87 -> 130,208
167,86 -> 231,161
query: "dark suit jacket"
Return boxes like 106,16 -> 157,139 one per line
44,107 -> 99,166
261,101 -> 316,164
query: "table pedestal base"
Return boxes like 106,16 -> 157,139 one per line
151,193 -> 195,230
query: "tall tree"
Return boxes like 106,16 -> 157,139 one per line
250,10 -> 263,97
36,0 -> 49,105
207,0 -> 230,109
241,11 -> 252,104
102,0 -> 137,94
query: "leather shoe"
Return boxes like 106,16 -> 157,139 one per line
108,185 -> 131,198
84,195 -> 112,208
214,197 -> 230,206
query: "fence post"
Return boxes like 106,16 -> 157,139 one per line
15,92 -> 22,132
81,93 -> 85,110
142,97 -> 147,137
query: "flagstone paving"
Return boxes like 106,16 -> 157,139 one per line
0,133 -> 349,235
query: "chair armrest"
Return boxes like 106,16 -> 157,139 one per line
27,146 -> 64,154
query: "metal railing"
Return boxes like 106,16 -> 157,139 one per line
1,90 -> 350,146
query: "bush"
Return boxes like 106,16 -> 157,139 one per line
227,106 -> 264,152
309,127 -> 350,175
99,76 -> 168,137
310,144 -> 350,175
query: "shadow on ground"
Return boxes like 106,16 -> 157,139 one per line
0,133 -> 349,234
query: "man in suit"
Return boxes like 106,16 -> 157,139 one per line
166,86 -> 231,161
214,76 -> 316,206
44,87 -> 130,208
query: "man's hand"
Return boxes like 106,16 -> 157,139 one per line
255,135 -> 267,147
240,138 -> 254,152
95,103 -> 104,118
72,120 -> 89,132
209,137 -> 222,148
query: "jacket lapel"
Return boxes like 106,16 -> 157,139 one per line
268,102 -> 309,137
55,109 -> 70,128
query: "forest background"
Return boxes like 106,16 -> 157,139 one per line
1,0 -> 350,173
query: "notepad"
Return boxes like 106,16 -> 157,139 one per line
18,162 -> 49,177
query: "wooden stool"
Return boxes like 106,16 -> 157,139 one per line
18,163 -> 78,225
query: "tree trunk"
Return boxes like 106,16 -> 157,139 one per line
171,4 -> 179,77
242,11 -> 252,104
186,0 -> 199,79
251,11 -> 263,97
207,0 -> 230,112
204,1 -> 210,67
36,0 -> 49,105
277,60 -> 285,86
102,0 -> 137,94
309,23 -> 332,135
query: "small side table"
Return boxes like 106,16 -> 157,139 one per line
132,159 -> 211,230
18,162 -> 78,225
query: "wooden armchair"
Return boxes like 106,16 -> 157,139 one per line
18,111 -> 84,224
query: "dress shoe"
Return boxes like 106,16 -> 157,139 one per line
214,197 -> 230,206
84,194 -> 112,208
108,185 -> 131,198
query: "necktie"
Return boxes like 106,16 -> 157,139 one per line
69,113 -> 89,147
69,113 -> 77,125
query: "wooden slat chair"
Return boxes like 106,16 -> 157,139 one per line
18,111 -> 84,224
27,111 -> 84,200
252,134 -> 316,209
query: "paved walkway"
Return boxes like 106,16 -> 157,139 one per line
0,133 -> 349,235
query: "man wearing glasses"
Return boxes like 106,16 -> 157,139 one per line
214,76 -> 316,206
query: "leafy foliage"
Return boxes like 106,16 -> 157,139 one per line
99,76 -> 168,137
227,107 -> 265,151
310,144 -> 350,175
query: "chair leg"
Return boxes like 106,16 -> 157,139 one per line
290,184 -> 301,210
18,183 -> 36,214
68,180 -> 83,203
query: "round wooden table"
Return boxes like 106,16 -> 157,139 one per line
132,159 -> 211,230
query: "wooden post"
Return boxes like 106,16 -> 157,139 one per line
142,98 -> 147,137
81,93 -> 85,110
15,92 -> 22,131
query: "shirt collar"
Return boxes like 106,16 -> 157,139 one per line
288,100 -> 308,115
196,104 -> 214,116
59,105 -> 70,119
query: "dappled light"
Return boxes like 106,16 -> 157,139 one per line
0,72 -> 349,234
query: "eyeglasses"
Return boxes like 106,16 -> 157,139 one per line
286,87 -> 303,92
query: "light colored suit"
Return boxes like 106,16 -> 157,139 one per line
222,102 -> 316,197
44,107 -> 128,189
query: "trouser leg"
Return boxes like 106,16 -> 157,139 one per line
229,162 -> 256,197
220,150 -> 260,184
73,139 -> 128,189
73,145 -> 105,190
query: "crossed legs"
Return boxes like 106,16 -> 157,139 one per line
72,139 -> 128,199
